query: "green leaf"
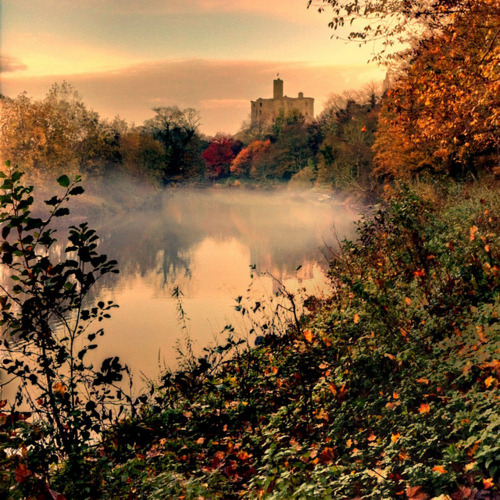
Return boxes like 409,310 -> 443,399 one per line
45,195 -> 60,206
57,175 -> 70,188
69,186 -> 85,195
54,208 -> 70,217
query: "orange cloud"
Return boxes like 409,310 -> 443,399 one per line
0,55 -> 28,74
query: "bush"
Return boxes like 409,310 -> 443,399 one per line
0,163 -> 134,498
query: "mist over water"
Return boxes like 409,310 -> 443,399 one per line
4,184 -> 362,383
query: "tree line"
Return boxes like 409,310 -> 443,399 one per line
1,0 -> 498,189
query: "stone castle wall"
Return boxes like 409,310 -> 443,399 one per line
251,79 -> 314,128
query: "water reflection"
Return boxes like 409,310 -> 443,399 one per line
4,188 -> 360,382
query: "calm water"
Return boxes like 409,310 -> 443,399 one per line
3,188 -> 360,384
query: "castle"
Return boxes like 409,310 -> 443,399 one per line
251,78 -> 314,128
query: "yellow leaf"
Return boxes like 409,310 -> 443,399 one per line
432,465 -> 447,474
353,313 -> 360,324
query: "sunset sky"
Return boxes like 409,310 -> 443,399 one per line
0,0 -> 385,135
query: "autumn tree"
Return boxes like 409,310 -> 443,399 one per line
230,139 -> 271,178
373,0 -> 500,178
0,83 -> 118,177
202,136 -> 241,180
308,0 -> 478,59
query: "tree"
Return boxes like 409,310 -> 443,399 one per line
0,83 -> 117,177
142,106 -> 203,183
308,0 -> 477,59
230,140 -> 271,178
315,96 -> 380,189
373,0 -> 500,178
202,136 -> 239,180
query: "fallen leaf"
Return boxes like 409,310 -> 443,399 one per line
353,313 -> 360,324
391,433 -> 400,443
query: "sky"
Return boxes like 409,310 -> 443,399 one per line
0,0 -> 385,135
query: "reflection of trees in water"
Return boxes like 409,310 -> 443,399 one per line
64,189 -> 357,297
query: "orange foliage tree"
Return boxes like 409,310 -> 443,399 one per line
374,0 -> 500,178
230,139 -> 271,178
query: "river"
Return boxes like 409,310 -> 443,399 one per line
2,187 -> 360,387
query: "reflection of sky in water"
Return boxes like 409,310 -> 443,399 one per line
2,188 -> 361,382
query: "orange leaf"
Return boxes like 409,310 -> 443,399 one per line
405,297 -> 412,306
416,378 -> 429,385
470,225 -> 478,241
431,465 -> 447,474
476,325 -> 488,343
484,376 -> 494,388
418,403 -> 431,414
15,464 -> 32,483
367,433 -> 376,442
483,477 -> 494,489
406,485 -> 430,500
53,382 -> 66,395
319,447 -> 335,463
303,330 -> 314,342
353,313 -> 360,324
391,433 -> 400,443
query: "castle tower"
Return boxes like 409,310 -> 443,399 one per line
273,78 -> 283,99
